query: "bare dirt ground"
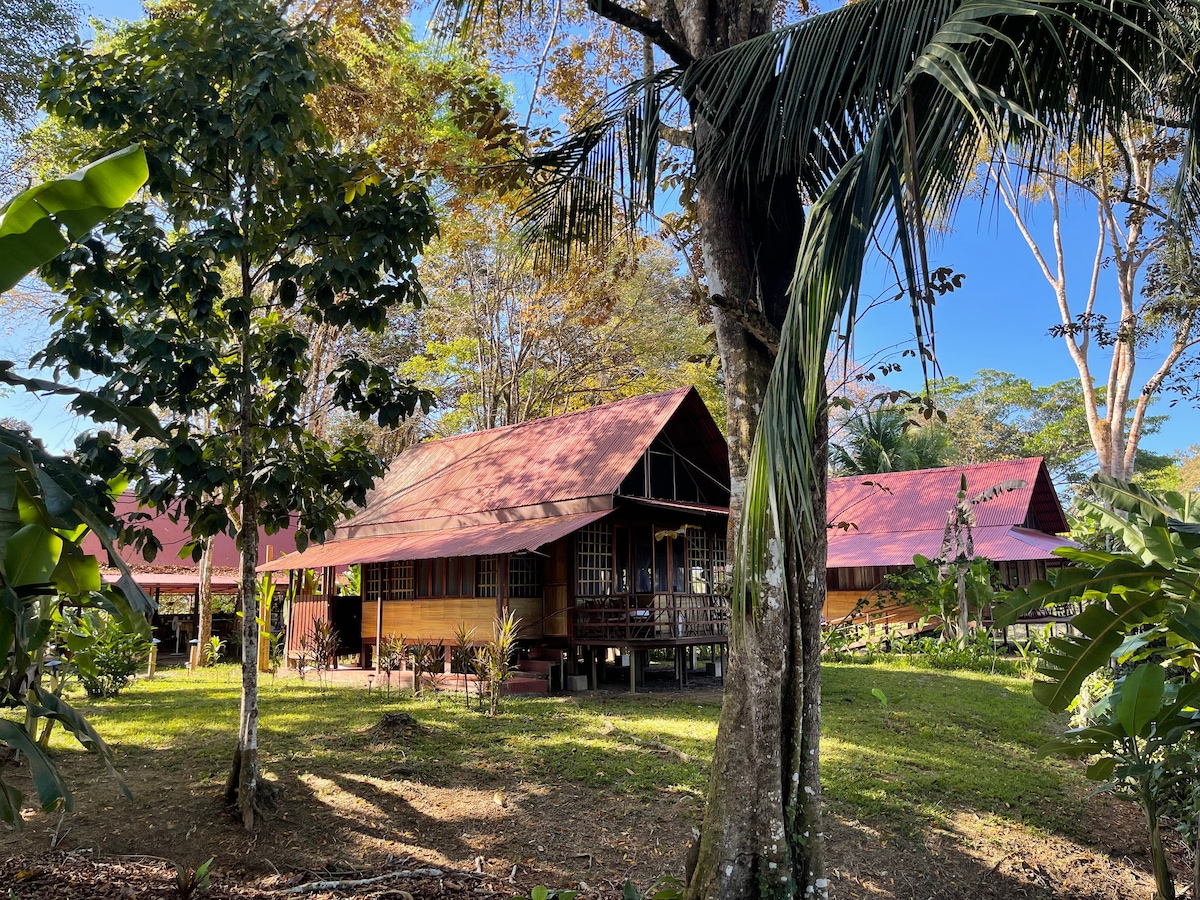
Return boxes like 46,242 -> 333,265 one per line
0,678 -> 1179,900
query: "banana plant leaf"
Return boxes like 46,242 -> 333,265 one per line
1033,590 -> 1166,712
0,721 -> 73,824
0,145 -> 148,293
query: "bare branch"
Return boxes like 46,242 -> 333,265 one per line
587,0 -> 693,67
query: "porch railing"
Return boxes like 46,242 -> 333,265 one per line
572,593 -> 730,643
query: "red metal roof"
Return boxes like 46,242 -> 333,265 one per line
827,524 -> 1076,568
827,458 -> 1073,567
258,510 -> 611,571
82,493 -> 298,569
340,386 -> 725,536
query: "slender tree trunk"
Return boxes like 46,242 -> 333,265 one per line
196,538 -> 214,665
225,315 -> 261,830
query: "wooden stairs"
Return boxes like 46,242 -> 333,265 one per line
507,645 -> 567,694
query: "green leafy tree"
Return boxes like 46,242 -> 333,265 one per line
0,0 -> 75,191
935,370 -> 1166,486
996,477 -> 1200,899
448,1 -> 1195,896
36,0 -> 437,828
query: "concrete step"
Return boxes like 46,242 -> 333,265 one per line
503,676 -> 549,694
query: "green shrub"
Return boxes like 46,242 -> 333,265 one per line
72,612 -> 153,699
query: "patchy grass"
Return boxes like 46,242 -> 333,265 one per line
2,659 -> 1149,899
33,661 -> 1086,836
822,662 -> 1085,838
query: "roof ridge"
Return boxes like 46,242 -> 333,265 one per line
414,385 -> 695,447
828,457 -> 1044,483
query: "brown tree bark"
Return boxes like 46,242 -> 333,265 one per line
681,159 -> 826,899
196,538 -> 214,666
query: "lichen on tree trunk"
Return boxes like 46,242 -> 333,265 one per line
686,296 -> 829,900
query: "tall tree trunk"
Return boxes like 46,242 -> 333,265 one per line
196,538 -> 214,666
225,322 -> 261,830
685,157 -> 825,897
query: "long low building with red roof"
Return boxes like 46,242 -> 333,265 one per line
260,386 -> 1076,686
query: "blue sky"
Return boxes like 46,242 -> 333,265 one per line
6,0 -> 1197,461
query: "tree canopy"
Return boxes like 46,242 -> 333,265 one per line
35,0 -> 437,828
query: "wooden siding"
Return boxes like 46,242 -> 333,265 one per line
362,596 -> 544,643
287,597 -> 330,656
823,589 -> 921,625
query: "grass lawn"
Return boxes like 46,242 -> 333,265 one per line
1,660 -> 1157,899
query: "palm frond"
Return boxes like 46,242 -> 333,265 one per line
732,0 -> 1196,631
516,70 -> 680,270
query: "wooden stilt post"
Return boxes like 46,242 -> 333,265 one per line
590,648 -> 598,690
629,647 -> 636,693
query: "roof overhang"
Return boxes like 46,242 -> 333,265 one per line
258,509 -> 613,572
827,524 -> 1077,569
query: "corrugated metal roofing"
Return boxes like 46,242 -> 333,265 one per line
827,458 -> 1067,534
827,524 -> 1076,568
341,386 -> 723,535
827,458 -> 1073,567
259,510 -> 611,571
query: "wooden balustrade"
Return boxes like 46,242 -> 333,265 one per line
572,593 -> 730,644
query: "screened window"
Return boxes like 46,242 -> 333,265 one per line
634,529 -> 653,592
688,532 -> 710,593
476,556 -> 498,598
712,536 -> 728,590
509,555 -> 543,599
577,523 -> 613,596
365,560 -> 415,602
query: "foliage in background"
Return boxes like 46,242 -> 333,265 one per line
0,0 -> 76,192
934,371 -> 1102,485
881,556 -> 995,639
332,204 -> 722,450
829,401 -> 950,476
995,476 -> 1200,900
34,0 -> 437,829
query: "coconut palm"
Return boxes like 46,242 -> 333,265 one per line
831,405 -> 951,475
451,1 -> 1198,897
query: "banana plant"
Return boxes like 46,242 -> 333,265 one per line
0,426 -> 154,826
994,476 -> 1200,899
0,144 -> 147,292
994,477 -> 1200,711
